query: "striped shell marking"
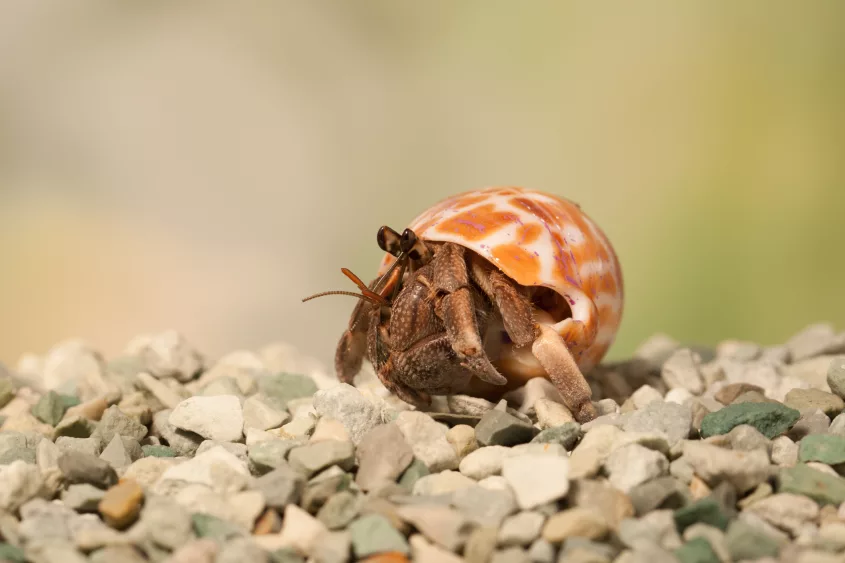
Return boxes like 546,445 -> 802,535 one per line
377,186 -> 624,372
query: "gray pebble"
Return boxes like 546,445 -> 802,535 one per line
55,436 -> 101,457
216,538 -> 268,563
396,504 -> 473,552
288,440 -> 355,477
89,546 -> 148,563
498,511 -> 545,547
313,384 -> 382,445
58,451 -> 118,488
138,496 -> 194,551
451,484 -> 518,528
311,530 -> 352,563
248,439 -> 304,475
95,405 -> 148,445
151,409 -> 203,456
61,483 -> 105,512
317,490 -> 360,530
530,423 -> 582,450
827,356 -> 845,399
622,401 -> 692,447
355,422 -> 414,492
475,410 -> 538,447
255,463 -> 306,509
661,348 -> 705,394
257,373 -> 318,411
349,513 -> 409,558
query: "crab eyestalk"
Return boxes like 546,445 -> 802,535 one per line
400,228 -> 433,264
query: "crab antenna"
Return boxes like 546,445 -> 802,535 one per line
301,290 -> 385,305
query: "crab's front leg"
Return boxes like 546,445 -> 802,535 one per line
469,256 -> 597,423
430,243 -> 507,386
335,296 -> 373,384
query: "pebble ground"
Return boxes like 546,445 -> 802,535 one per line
1,324 -> 845,562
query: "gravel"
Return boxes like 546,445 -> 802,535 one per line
2,324 -> 845,561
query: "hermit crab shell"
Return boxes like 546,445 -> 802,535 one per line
377,186 -> 624,375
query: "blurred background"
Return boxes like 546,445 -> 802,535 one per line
1,1 -> 844,371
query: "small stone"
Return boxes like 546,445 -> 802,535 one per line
61,483 -> 105,512
716,340 -> 762,362
395,412 -> 458,472
249,439 -> 305,474
158,445 -> 248,490
726,424 -> 772,453
714,383 -> 764,405
99,435 -> 138,470
627,476 -> 689,515
446,424 -> 478,459
605,443 -> 669,493
459,446 -> 515,480
95,405 -> 148,444
356,423 -> 414,492
255,508 -> 283,535
279,416 -> 317,439
127,330 -> 202,381
618,510 -> 682,550
53,414 -> 96,439
313,384 -> 382,445
217,538 -> 269,563
634,333 -> 681,370
786,323 -> 845,362
673,537 -> 719,563
661,349 -> 705,395
502,455 -> 569,510
98,479 -> 143,529
674,498 -> 730,533
699,402 -> 800,439
465,526 -> 499,563
777,463 -> 845,505
622,401 -> 692,447
413,470 -> 475,496
349,514 -> 410,558
799,434 -> 845,464
630,385 -> 663,409
665,388 -> 693,405
410,533 -> 462,563
826,356 -> 845,399
191,513 -> 244,542
56,436 -> 100,457
534,399 -> 574,429
142,445 -> 175,457
396,504 -> 473,552
475,410 -> 538,447
136,371 -> 185,409
58,451 -> 118,488
744,492 -> 818,535
138,496 -> 193,550
199,376 -> 244,399
151,409 -> 203,456
788,409 -> 830,440
498,512 -> 545,547
169,395 -> 244,442
772,436 -> 799,466
31,391 -> 67,426
257,373 -> 318,411
64,395 -> 109,422
530,423 -> 581,450
317,490 -> 360,530
724,519 -> 781,561
312,531 -> 352,563
398,458 -> 429,491
0,543 -> 24,563
451,484 -> 518,528
526,538 -> 554,563
242,395 -> 290,431
541,508 -> 607,543
0,460 -> 43,512
256,463 -> 306,509
785,388 -> 845,418
288,440 -> 355,477
682,441 -> 770,493
259,503 -> 327,556
447,395 -> 498,416
568,425 -> 623,479
310,417 -> 350,442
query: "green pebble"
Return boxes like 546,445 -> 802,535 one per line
674,498 -> 730,533
31,391 -> 68,427
142,445 -> 176,458
257,373 -> 318,410
674,537 -> 720,563
348,514 -> 410,558
699,402 -> 800,439
798,434 -> 845,465
191,513 -> 244,542
398,458 -> 430,491
59,394 -> 81,410
778,463 -> 845,505
0,378 -> 15,409
725,519 -> 780,561
0,542 -> 26,563
531,422 -> 582,450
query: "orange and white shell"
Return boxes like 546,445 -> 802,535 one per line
377,186 -> 624,375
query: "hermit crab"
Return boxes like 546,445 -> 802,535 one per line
304,186 -> 623,423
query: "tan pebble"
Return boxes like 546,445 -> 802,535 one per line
254,508 -> 282,534
1,412 -> 54,436
310,417 -> 350,442
168,538 -> 218,563
819,504 -> 841,526
542,508 -> 608,543
65,396 -> 109,421
446,425 -> 478,459
117,392 -> 152,426
99,479 -> 144,529
689,475 -> 712,500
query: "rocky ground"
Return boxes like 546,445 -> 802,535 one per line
1,324 -> 845,562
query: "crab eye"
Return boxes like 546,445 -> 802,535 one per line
377,226 -> 402,256
400,229 -> 418,254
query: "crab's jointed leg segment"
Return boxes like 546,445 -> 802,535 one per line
431,243 -> 508,386
335,295 -> 372,384
532,324 -> 597,422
